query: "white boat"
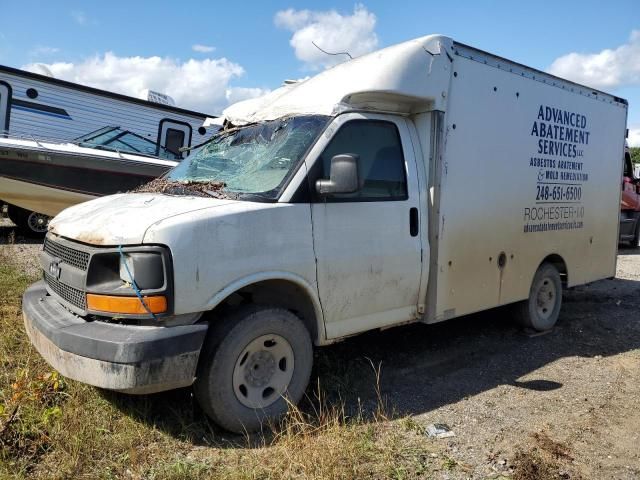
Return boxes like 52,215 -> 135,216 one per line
0,128 -> 180,234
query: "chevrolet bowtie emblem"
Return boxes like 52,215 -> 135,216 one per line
49,260 -> 61,279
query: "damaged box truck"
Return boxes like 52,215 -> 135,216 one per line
23,35 -> 628,432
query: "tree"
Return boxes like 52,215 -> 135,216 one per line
631,147 -> 640,165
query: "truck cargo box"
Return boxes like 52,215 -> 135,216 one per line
425,41 -> 627,322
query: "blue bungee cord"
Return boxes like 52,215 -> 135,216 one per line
118,245 -> 157,321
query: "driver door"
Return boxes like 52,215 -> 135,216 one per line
307,113 -> 423,339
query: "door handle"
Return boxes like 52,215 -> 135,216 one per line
410,208 -> 419,237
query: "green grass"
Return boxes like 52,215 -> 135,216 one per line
0,258 -> 444,479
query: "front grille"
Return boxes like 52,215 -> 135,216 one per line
44,237 -> 90,270
44,273 -> 86,310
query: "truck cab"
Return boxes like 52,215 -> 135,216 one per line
620,144 -> 640,246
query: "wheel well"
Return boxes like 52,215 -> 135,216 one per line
205,279 -> 320,343
541,254 -> 568,287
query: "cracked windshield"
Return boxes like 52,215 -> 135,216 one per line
166,115 -> 329,198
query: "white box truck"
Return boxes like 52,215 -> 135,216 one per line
22,35 -> 628,432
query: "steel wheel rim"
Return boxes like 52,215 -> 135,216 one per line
232,334 -> 295,409
535,277 -> 557,320
27,212 -> 49,233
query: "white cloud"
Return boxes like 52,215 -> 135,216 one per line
192,44 -> 216,53
71,11 -> 87,25
30,46 -> 60,56
274,4 -> 378,70
629,127 -> 640,148
22,52 -> 251,114
548,30 -> 640,89
225,86 -> 271,106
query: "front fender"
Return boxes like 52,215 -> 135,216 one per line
204,271 -> 327,345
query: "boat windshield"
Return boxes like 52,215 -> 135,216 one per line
165,115 -> 329,199
75,126 -> 179,160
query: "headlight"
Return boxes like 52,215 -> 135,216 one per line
119,252 -> 164,290
119,254 -> 135,284
85,246 -> 172,318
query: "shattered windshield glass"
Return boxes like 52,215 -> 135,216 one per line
165,115 -> 329,199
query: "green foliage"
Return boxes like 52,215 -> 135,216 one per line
630,147 -> 640,165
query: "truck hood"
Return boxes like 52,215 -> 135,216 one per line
49,193 -> 237,245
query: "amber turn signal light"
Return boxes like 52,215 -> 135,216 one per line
86,294 -> 167,315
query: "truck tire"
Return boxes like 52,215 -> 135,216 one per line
6,204 -> 49,237
194,306 -> 313,433
513,263 -> 562,332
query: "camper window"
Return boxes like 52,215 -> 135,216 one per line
75,126 -> 179,160
165,128 -> 185,157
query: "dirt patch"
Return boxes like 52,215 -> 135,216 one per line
511,432 -> 579,480
512,450 -> 572,480
132,178 -> 234,200
532,432 -> 573,461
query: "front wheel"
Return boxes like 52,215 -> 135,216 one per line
514,263 -> 562,331
194,306 -> 313,433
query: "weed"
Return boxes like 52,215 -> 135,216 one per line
401,416 -> 425,435
442,455 -> 457,471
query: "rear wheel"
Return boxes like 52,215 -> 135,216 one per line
514,263 -> 562,331
194,306 -> 313,433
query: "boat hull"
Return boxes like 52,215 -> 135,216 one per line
0,176 -> 96,217
0,140 -> 175,217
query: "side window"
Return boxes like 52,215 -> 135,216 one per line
165,128 -> 185,157
318,120 -> 407,201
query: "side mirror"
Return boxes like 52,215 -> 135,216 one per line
315,154 -> 362,196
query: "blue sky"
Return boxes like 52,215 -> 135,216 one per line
1,0 -> 639,144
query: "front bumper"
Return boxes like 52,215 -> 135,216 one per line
23,281 -> 208,394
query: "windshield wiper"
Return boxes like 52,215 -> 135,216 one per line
201,188 -> 237,200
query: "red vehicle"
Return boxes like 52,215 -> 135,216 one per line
620,144 -> 640,246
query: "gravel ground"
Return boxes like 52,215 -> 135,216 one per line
318,248 -> 640,479
0,217 -> 42,276
1,216 -> 638,479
